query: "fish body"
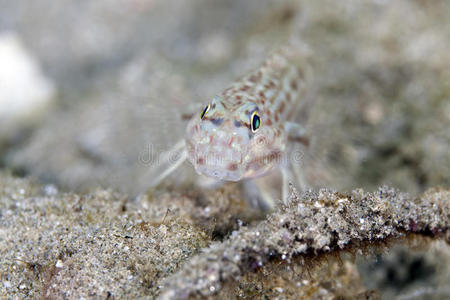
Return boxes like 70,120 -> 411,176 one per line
185,48 -> 308,182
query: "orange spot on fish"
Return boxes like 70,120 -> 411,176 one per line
278,102 -> 285,114
228,163 -> 238,171
290,79 -> 298,90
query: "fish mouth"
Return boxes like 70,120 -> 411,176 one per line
195,165 -> 243,181
186,144 -> 245,181
185,131 -> 248,181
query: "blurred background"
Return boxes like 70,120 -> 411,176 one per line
0,0 -> 449,196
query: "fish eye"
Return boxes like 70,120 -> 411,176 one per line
200,104 -> 210,119
250,111 -> 261,132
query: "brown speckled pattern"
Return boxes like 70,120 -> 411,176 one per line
185,48 -> 309,181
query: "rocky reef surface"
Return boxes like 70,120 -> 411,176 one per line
160,186 -> 449,299
0,173 -> 448,299
0,0 -> 449,299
